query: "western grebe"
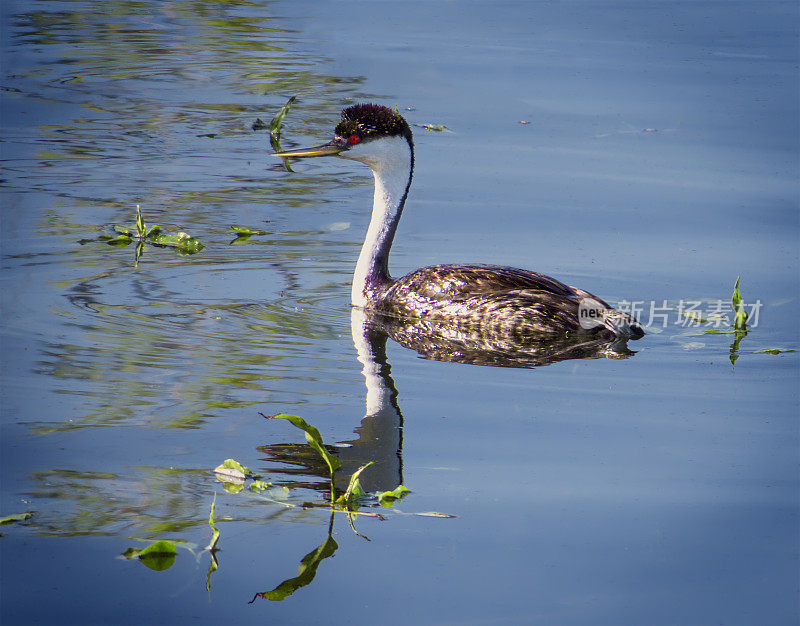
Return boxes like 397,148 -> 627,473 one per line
273,104 -> 643,340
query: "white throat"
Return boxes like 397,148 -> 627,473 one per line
341,135 -> 413,308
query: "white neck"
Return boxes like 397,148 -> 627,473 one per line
342,135 -> 414,308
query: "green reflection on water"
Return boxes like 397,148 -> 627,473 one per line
24,467 -> 208,537
32,299 -> 342,432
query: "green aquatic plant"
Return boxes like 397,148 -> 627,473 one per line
269,95 -> 296,138
0,512 -> 34,525
690,279 -> 758,363
376,485 -> 412,508
213,415 -> 449,534
732,276 -> 748,332
260,413 -> 428,515
122,539 -> 177,571
213,458 -> 252,493
80,204 -> 204,263
213,458 -> 294,506
205,496 -> 220,591
417,122 -> 449,132
335,461 -> 373,511
210,415 -> 451,601
267,96 -> 297,171
264,413 -> 342,481
250,513 -> 338,603
213,458 -> 255,482
135,203 -> 146,238
229,224 -> 271,245
230,225 -> 269,236
681,311 -> 708,324
205,496 -> 220,553
729,277 -> 748,365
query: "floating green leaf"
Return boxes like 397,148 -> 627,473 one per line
756,348 -> 796,355
230,225 -> 269,236
681,311 -> 708,324
263,413 -> 342,476
414,122 -> 450,132
144,224 -> 161,238
147,231 -> 204,253
0,512 -> 34,525
123,540 -> 177,571
214,458 -> 252,483
250,533 -> 338,602
106,235 -> 133,246
376,485 -> 411,508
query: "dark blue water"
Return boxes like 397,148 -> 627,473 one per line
1,1 -> 797,624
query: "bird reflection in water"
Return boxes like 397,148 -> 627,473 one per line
258,307 -> 637,495
250,309 -> 638,601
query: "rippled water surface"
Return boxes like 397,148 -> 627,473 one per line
2,1 -> 798,624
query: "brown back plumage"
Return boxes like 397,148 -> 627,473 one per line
371,263 -> 641,340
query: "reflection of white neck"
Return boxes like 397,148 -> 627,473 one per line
343,307 -> 403,492
350,308 -> 394,414
345,136 -> 414,308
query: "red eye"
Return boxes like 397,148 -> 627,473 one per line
348,135 -> 360,145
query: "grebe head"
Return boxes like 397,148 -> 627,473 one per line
272,104 -> 414,170
272,104 -> 416,309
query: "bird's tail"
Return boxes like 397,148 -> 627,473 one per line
577,297 -> 644,339
603,308 -> 645,339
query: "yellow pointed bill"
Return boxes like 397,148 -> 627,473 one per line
271,141 -> 346,158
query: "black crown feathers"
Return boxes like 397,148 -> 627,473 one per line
335,104 -> 414,144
